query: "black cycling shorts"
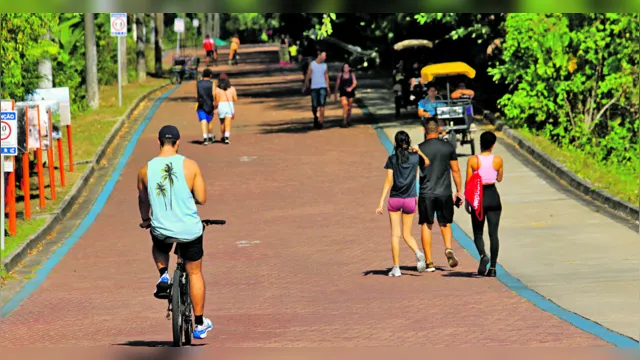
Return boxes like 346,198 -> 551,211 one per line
418,195 -> 454,226
151,232 -> 204,262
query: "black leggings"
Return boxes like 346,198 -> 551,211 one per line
471,184 -> 502,267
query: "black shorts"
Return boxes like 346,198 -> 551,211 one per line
206,50 -> 214,58
418,195 -> 454,226
339,90 -> 355,99
151,232 -> 204,262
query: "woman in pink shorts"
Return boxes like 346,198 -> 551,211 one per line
376,130 -> 430,277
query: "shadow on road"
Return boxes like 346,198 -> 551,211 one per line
441,271 -> 485,278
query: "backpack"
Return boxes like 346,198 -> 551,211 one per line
464,155 -> 484,221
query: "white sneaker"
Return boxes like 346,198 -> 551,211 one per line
416,252 -> 426,273
388,266 -> 402,277
193,317 -> 213,339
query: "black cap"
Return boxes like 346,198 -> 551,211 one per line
158,125 -> 180,141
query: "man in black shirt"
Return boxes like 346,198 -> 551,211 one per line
417,119 -> 464,271
195,68 -> 215,145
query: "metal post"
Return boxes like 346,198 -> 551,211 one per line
176,32 -> 180,57
117,36 -> 122,107
1,154 -> 5,251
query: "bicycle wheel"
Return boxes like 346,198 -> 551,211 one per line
183,275 -> 193,345
171,270 -> 183,347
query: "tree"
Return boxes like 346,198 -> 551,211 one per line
84,13 -> 99,109
489,13 -> 640,164
154,13 -> 163,76
38,30 -> 53,89
0,13 -> 58,100
136,13 -> 147,82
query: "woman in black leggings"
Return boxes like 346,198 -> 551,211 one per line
466,131 -> 504,277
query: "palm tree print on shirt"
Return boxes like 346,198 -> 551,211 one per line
161,162 -> 177,209
155,182 -> 168,210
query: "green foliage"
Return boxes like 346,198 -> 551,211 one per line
0,13 -> 59,100
52,13 -> 86,113
489,13 -> 639,166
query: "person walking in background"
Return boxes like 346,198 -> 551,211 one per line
214,73 -> 237,145
203,35 -> 216,67
377,131 -> 430,277
417,119 -> 463,272
334,63 -> 357,127
303,51 -> 330,130
229,34 -> 240,66
195,68 -> 216,145
465,131 -> 504,277
279,34 -> 290,65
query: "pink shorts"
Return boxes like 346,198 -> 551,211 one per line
387,197 -> 417,214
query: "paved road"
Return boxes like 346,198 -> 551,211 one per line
0,65 -> 611,347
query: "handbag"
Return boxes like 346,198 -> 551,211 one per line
464,155 -> 484,221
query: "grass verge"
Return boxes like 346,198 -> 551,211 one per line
515,128 -> 639,205
2,77 -> 169,260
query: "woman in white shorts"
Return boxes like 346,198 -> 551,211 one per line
214,73 -> 238,144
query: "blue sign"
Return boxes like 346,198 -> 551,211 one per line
1,110 -> 18,156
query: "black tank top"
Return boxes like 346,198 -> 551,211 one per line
196,80 -> 214,114
339,73 -> 353,92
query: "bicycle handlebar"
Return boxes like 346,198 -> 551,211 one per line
140,219 -> 226,229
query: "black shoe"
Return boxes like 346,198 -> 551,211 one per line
202,139 -> 211,146
477,255 -> 490,276
486,267 -> 497,277
223,137 -> 230,144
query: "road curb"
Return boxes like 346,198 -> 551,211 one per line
1,82 -> 172,274
494,121 -> 639,222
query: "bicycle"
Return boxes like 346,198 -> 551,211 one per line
142,219 -> 226,347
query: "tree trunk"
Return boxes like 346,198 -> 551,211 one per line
84,13 -> 99,109
136,13 -> 147,83
154,13 -> 163,76
208,13 -> 213,39
38,30 -> 53,89
150,13 -> 156,45
156,13 -> 164,50
214,13 -> 220,41
120,28 -> 128,85
200,13 -> 206,41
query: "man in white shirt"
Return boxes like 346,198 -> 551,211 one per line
303,51 -> 331,130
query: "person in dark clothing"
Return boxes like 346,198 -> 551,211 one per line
195,68 -> 216,145
377,131 -> 430,277
466,131 -> 504,277
334,63 -> 357,127
417,119 -> 463,271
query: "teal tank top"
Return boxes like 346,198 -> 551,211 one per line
147,155 -> 203,242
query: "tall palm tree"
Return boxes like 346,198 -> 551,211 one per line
155,182 -> 168,210
161,163 -> 177,209
136,13 -> 147,82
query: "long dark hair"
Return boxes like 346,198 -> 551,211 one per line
393,130 -> 411,164
218,74 -> 231,90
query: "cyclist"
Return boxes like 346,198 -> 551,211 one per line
137,125 -> 213,339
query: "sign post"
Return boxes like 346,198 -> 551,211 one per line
111,13 -> 128,107
1,110 -> 18,250
174,18 -> 185,56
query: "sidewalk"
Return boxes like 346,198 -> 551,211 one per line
0,67 -> 609,347
356,86 -> 640,342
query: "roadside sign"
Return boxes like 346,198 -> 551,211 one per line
174,18 -> 185,33
1,111 -> 18,155
192,18 -> 199,28
110,13 -> 128,37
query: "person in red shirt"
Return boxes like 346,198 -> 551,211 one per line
203,35 -> 216,67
